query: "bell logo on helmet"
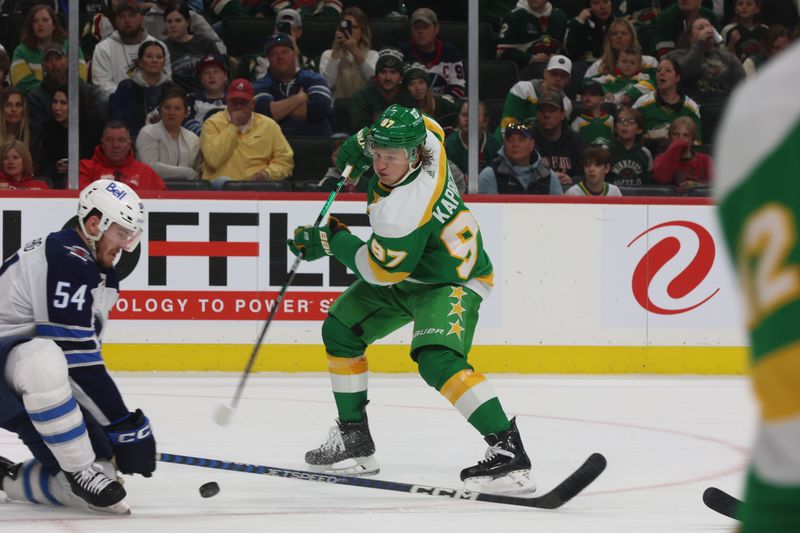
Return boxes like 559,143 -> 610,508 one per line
105,182 -> 128,200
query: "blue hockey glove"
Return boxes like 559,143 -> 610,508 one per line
105,409 -> 156,477
287,216 -> 350,262
336,128 -> 372,180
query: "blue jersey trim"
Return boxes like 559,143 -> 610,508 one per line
65,352 -> 103,366
0,252 -> 19,279
28,397 -> 78,423
36,324 -> 95,339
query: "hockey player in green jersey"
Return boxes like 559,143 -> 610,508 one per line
715,36 -> 800,532
287,104 -> 534,495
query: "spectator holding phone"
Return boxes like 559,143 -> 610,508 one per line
319,7 -> 378,100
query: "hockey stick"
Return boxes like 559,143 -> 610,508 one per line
157,451 -> 606,510
213,165 -> 354,426
702,487 -> 742,520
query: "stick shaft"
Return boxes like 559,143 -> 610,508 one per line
227,166 -> 353,410
157,451 -> 605,510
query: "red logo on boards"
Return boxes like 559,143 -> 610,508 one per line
627,220 -> 719,315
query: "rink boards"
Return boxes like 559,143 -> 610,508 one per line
0,191 -> 748,374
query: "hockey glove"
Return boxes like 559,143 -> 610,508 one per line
336,128 -> 372,180
105,409 -> 156,477
288,216 -> 350,262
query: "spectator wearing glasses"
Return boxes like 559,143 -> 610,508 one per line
478,123 -> 562,195
607,106 -> 653,186
319,7 -> 378,100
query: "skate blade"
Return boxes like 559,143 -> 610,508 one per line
307,455 -> 380,477
463,469 -> 537,496
89,499 -> 131,515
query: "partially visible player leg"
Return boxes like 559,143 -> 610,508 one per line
410,285 -> 534,495
305,281 -> 411,475
2,338 -> 127,512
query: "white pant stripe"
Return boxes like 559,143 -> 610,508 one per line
330,372 -> 368,394
453,380 -> 497,421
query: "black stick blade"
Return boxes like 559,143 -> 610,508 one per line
702,487 -> 741,520
532,452 -> 607,509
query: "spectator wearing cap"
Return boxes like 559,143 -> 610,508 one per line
497,54 -> 573,137
79,119 -> 166,191
570,80 -> 614,145
200,78 -> 294,188
268,0 -> 342,19
496,0 -> 568,69
252,32 -> 332,137
404,63 -> 459,131
251,8 -> 318,78
92,1 -> 171,98
109,40 -> 177,139
11,4 -> 88,95
478,122 -> 562,195
143,0 -> 227,56
532,91 -> 587,186
27,44 -> 104,163
319,7 -> 378,100
399,8 -> 465,100
185,53 -> 229,135
163,2 -> 226,93
348,47 -> 412,132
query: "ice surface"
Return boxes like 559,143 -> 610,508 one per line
0,374 -> 753,532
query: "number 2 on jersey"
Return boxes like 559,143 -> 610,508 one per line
53,282 -> 88,311
739,203 -> 800,327
441,211 -> 479,279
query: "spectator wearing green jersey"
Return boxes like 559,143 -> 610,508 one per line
565,144 -> 622,196
591,46 -> 655,105
632,57 -> 702,145
445,100 -> 502,184
289,105 -> 537,495
496,0 -> 569,69
653,0 -> 719,57
497,54 -> 573,137
606,105 -> 653,186
570,80 -> 614,145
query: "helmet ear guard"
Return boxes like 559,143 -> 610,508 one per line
77,179 -> 145,252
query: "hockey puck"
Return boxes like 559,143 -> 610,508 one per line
199,481 -> 220,498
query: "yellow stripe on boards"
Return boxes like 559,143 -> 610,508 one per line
101,344 -> 749,374
440,370 -> 487,405
753,341 -> 800,422
327,354 -> 368,376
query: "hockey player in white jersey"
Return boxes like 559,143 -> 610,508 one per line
0,180 -> 155,514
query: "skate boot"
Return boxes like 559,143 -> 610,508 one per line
460,418 -> 536,496
305,414 -> 379,476
0,456 -> 21,492
64,463 -> 129,514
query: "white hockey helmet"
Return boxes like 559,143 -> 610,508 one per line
77,179 -> 145,252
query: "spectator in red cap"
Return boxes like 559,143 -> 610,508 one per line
79,120 -> 166,191
200,78 -> 293,188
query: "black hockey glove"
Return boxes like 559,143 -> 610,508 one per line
105,409 -> 156,477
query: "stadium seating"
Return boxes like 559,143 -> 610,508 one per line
164,179 -> 212,191
221,180 -> 292,191
474,60 -> 519,100
618,185 -> 678,196
286,136 -> 338,182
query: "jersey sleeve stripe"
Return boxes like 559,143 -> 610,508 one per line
418,146 -> 449,229
423,116 -> 445,143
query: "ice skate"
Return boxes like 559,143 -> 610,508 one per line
305,415 -> 379,476
0,455 -> 21,496
460,418 -> 536,496
64,463 -> 129,514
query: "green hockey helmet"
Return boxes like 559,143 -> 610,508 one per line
366,105 -> 427,163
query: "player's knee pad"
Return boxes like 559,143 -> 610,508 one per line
415,346 -> 473,391
10,339 -> 67,395
322,315 -> 366,357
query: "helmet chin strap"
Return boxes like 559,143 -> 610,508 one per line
77,218 -> 102,260
390,159 -> 422,188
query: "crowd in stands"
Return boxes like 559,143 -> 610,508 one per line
0,0 -> 796,196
